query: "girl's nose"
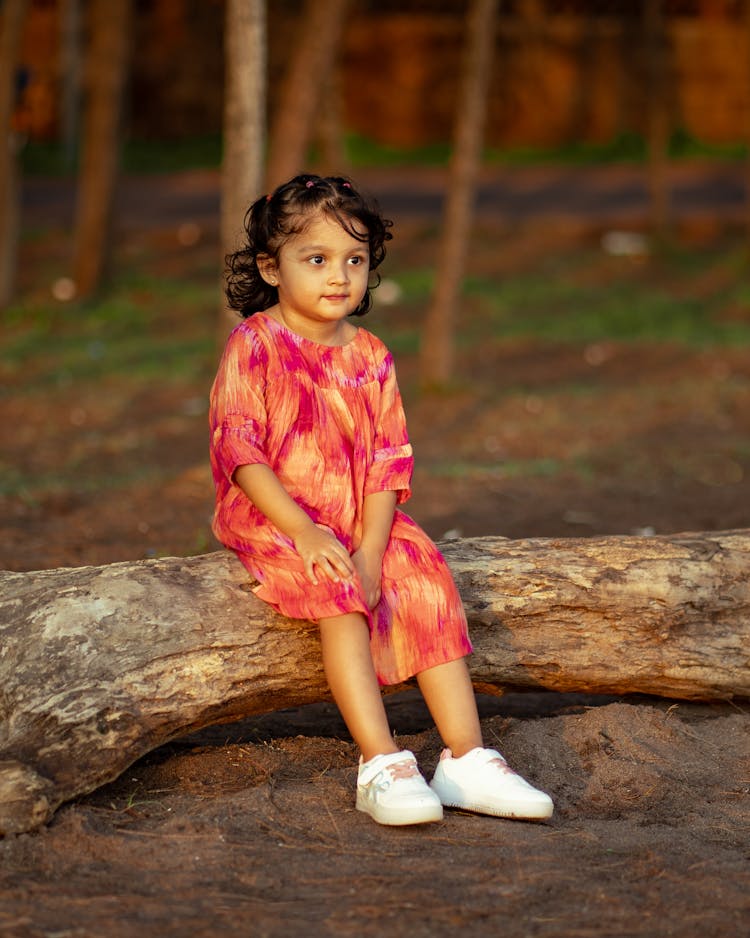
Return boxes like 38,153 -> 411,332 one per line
329,263 -> 349,284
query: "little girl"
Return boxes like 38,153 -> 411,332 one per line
210,173 -> 553,826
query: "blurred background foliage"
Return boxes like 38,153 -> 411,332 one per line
2,0 -> 750,567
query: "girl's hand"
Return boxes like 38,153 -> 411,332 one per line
351,547 -> 384,609
293,524 -> 355,586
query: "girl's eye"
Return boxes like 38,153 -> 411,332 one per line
349,255 -> 366,266
309,255 -> 325,265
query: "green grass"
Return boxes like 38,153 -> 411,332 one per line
345,135 -> 453,168
6,240 -> 748,404
382,244 -> 750,348
20,135 -> 224,176
5,236 -> 749,402
464,277 -> 750,346
486,129 -> 747,167
5,233 -> 749,518
1,272 -> 217,389
0,462 -> 177,500
348,129 -> 747,169
20,129 -> 747,177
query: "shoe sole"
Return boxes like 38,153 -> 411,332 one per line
356,792 -> 443,826
430,781 -> 553,820
436,797 -> 553,820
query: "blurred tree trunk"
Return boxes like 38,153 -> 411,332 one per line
265,0 -> 349,191
0,0 -> 27,310
58,0 -> 82,171
314,63 -> 348,176
643,0 -> 670,237
698,0 -> 731,14
220,0 -> 266,338
72,0 -> 133,300
419,0 -> 498,388
566,6 -> 597,143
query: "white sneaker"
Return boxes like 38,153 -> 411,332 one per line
430,747 -> 554,820
356,750 -> 444,826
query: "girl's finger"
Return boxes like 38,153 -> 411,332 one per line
319,547 -> 351,577
332,553 -> 354,578
314,556 -> 341,583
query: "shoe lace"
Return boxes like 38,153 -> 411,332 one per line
486,754 -> 516,776
385,758 -> 419,781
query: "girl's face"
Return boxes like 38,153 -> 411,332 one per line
258,213 -> 370,341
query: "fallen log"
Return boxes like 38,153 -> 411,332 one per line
1,530 -> 748,835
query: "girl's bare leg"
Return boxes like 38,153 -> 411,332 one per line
416,657 -> 483,758
318,612 -> 399,763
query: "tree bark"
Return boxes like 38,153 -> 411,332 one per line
419,0 -> 498,387
643,0 -> 671,237
58,0 -> 82,171
71,0 -> 133,300
0,0 -> 28,310
1,529 -> 748,835
264,0 -> 350,192
313,62 -> 348,177
219,0 -> 267,339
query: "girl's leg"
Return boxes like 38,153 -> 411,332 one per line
419,657 -> 555,820
416,657 -> 483,757
318,612 -> 399,762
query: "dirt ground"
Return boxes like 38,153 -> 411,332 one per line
1,166 -> 749,937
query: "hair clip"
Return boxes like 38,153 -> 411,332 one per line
265,194 -> 271,202
342,182 -> 351,188
305,180 -> 315,188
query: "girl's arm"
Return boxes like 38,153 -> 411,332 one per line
234,463 -> 355,586
352,489 -> 397,609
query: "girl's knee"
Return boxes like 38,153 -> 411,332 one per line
318,611 -> 369,633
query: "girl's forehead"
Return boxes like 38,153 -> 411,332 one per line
288,211 -> 368,247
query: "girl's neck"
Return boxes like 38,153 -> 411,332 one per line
267,306 -> 357,347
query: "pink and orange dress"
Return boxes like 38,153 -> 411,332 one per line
209,312 -> 472,685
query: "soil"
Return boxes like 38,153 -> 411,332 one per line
1,166 -> 749,937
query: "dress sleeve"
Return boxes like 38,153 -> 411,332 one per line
364,352 -> 414,504
209,323 -> 272,483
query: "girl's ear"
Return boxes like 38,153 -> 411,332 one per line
257,254 -> 279,286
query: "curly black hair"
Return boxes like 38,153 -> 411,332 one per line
225,174 -> 393,318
